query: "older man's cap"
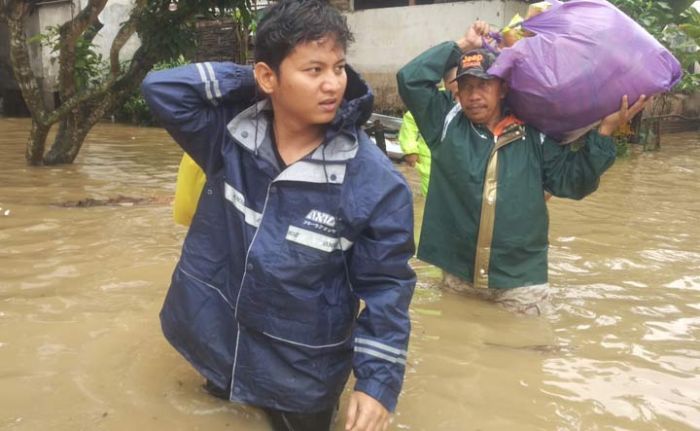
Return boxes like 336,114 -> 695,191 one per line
452,49 -> 498,82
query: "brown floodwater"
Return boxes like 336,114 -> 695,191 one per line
1,117 -> 699,430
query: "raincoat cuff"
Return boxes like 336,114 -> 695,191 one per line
354,377 -> 400,412
587,129 -> 615,152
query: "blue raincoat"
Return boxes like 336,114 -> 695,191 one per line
141,61 -> 416,413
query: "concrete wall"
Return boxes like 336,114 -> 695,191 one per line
95,0 -> 140,63
683,92 -> 700,117
345,0 -> 528,111
28,1 -> 75,98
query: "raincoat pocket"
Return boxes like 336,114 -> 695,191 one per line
160,266 -> 235,387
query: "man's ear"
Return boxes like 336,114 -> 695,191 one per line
254,62 -> 277,96
500,81 -> 509,99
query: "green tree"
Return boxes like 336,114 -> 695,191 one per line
0,0 -> 251,165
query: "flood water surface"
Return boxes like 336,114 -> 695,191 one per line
1,118 -> 699,430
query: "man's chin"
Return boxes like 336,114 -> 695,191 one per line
465,113 -> 487,124
313,112 -> 338,125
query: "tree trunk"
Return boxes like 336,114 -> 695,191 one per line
6,5 -> 47,119
26,119 -> 51,165
5,1 -> 53,165
43,85 -> 127,165
43,112 -> 91,164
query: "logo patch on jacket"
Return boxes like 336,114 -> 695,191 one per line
304,209 -> 337,234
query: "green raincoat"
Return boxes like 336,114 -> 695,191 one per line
397,41 -> 617,289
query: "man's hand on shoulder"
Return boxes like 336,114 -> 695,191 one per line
345,391 -> 390,431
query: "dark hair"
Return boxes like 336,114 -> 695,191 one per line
254,0 -> 354,72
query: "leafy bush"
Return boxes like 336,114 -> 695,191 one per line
28,25 -> 108,90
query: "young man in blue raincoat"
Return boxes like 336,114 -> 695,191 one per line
141,1 -> 416,430
397,21 -> 646,315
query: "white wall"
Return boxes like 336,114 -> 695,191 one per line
34,2 -> 78,91
20,2 -> 76,108
96,0 -> 141,64
345,0 -> 528,111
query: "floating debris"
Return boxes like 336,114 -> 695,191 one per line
484,341 -> 575,355
57,195 -> 169,208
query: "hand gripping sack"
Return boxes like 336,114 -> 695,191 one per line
488,0 -> 682,142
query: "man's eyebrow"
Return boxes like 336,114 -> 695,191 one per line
302,60 -> 325,66
302,58 -> 347,66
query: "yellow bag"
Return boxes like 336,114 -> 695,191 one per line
501,13 -> 525,48
527,1 -> 551,19
173,153 -> 206,226
501,2 -> 552,46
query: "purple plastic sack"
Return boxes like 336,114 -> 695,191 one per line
488,0 -> 682,142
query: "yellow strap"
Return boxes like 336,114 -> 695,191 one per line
472,118 -> 525,288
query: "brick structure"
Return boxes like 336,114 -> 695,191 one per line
195,18 -> 246,63
330,0 -> 351,10
193,1 -> 349,63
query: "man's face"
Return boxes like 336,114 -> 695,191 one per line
272,37 -> 347,126
457,75 -> 507,126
